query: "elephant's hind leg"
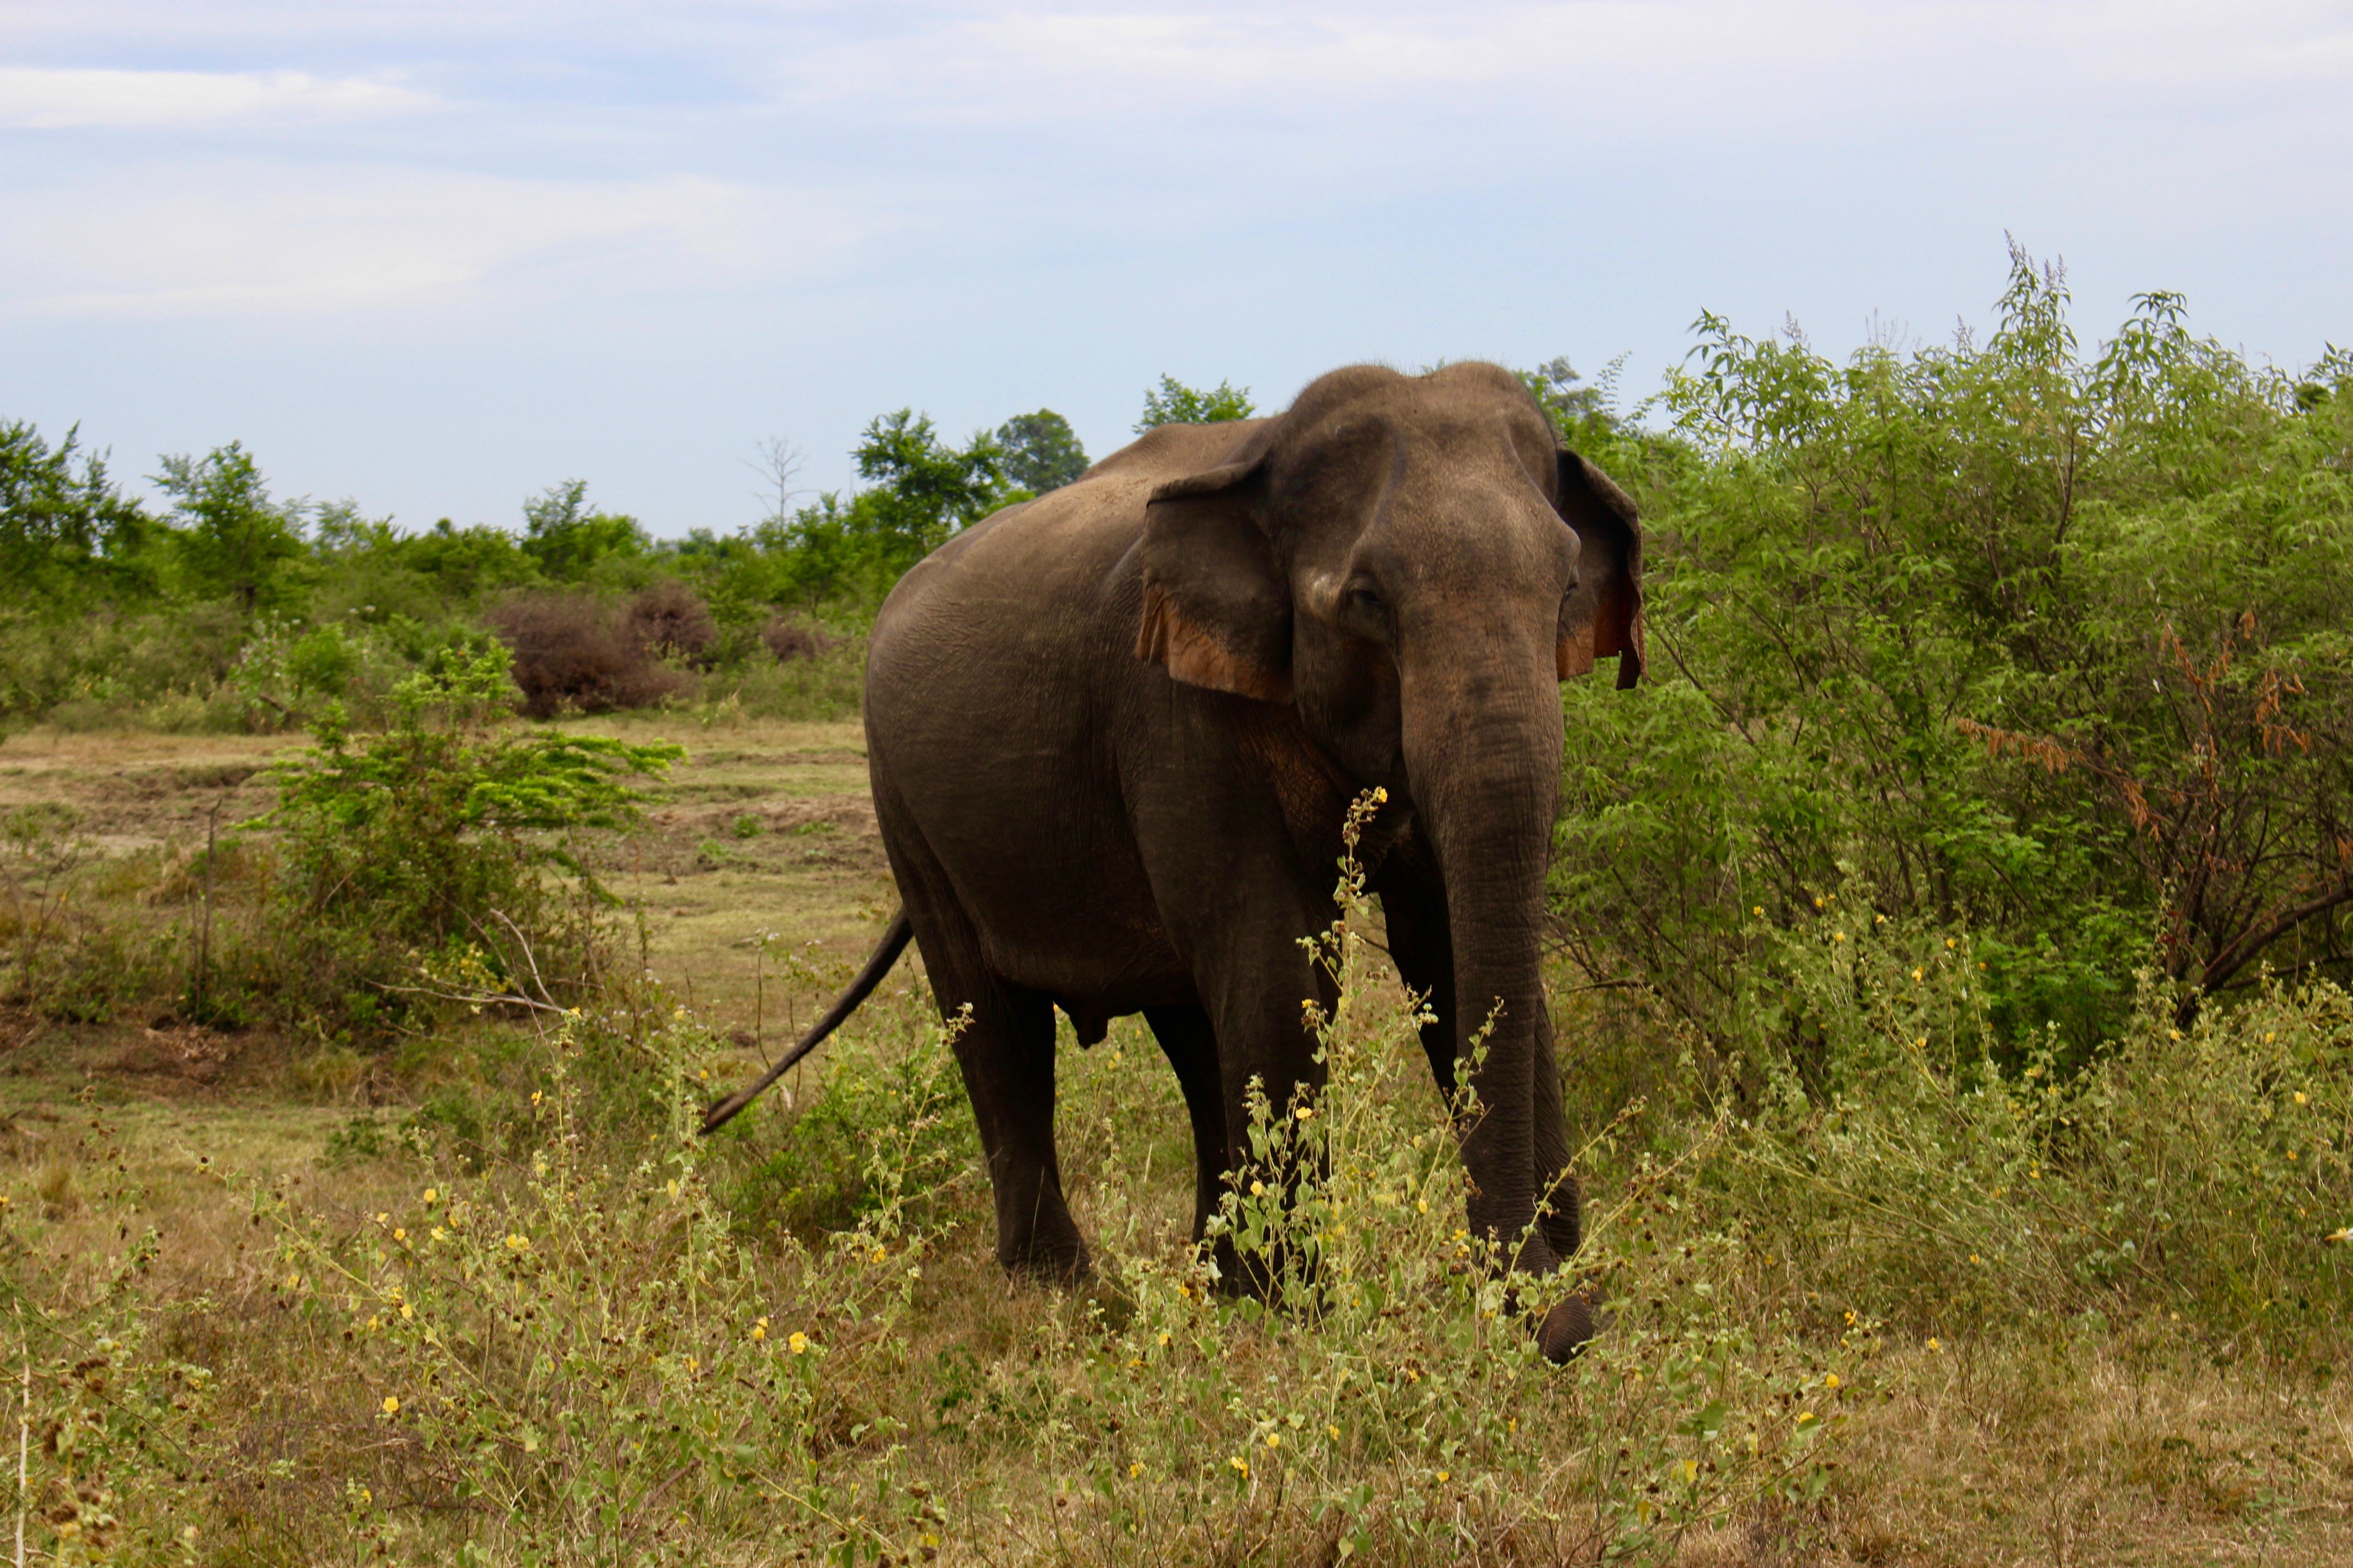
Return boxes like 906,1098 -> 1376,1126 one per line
950,978 -> 1091,1282
876,783 -> 1089,1283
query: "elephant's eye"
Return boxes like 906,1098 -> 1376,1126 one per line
1345,585 -> 1384,615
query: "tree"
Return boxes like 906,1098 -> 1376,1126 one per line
1519,356 -> 1621,445
520,480 -> 648,582
1136,376 -> 1255,432
849,410 -> 1010,569
153,442 -> 309,616
0,421 -> 155,608
994,410 -> 1088,493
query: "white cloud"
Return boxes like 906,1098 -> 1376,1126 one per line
0,66 -> 439,129
0,166 -> 865,318
767,1 -> 2353,138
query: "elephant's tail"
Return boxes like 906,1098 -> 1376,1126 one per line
698,908 -> 915,1136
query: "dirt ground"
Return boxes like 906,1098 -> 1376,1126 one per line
0,715 -> 901,1222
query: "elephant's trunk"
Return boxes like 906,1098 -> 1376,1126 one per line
1400,644 -> 1564,1275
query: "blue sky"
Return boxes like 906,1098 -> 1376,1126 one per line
5,2 -> 2350,536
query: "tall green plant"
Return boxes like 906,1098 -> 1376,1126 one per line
256,646 -> 681,1032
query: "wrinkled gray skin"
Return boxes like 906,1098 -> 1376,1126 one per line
864,362 -> 1643,1360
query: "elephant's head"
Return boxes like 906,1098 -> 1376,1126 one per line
1132,361 -> 1642,1286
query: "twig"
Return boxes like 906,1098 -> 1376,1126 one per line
15,1337 -> 27,1568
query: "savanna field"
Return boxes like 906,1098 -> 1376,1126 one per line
5,256 -> 2352,1563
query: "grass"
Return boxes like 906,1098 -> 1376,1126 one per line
1,719 -> 2349,1564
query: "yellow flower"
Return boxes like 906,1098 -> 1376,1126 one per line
1969,1253 -> 1981,1264
381,1396 -> 400,1416
1752,906 -> 1764,917
392,1228 -> 406,1242
1264,1433 -> 1280,1449
1812,896 -> 1824,910
1435,1469 -> 1450,1483
1823,1373 -> 1841,1390
422,1188 -> 439,1206
1833,930 -> 1845,943
400,1302 -> 414,1320
1328,1424 -> 1341,1440
374,1212 -> 389,1225
2294,1091 -> 2308,1105
1928,1337 -> 1941,1351
751,1317 -> 769,1342
1129,1461 -> 1145,1477
1415,1198 -> 1429,1215
1158,1332 -> 1172,1347
788,1331 -> 810,1356
1372,786 -> 1388,803
505,1233 -> 531,1252
1911,968 -> 1924,983
1679,1459 -> 1699,1483
1796,1411 -> 1818,1427
1293,1106 -> 1314,1120
431,1226 -> 446,1242
1229,1456 -> 1249,1476
1249,1180 -> 1265,1196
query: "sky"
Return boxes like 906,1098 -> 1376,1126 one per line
4,1 -> 2351,536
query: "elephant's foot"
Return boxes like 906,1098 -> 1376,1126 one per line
1538,1292 -> 1599,1363
1000,1236 -> 1094,1286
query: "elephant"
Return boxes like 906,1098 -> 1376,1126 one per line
702,361 -> 1644,1362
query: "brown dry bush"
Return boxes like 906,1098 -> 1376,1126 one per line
625,578 -> 718,667
759,614 -> 835,663
489,592 -> 687,718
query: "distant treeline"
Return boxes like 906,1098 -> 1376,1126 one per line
0,376 -> 1257,727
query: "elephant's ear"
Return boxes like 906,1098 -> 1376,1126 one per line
1135,460 -> 1294,702
1554,451 -> 1645,690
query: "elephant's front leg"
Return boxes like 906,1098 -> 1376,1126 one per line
1194,921 -> 1338,1300
1143,1003 -> 1238,1275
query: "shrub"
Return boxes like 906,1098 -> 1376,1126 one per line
625,578 -> 717,666
253,646 -> 681,1036
1604,886 -> 2353,1349
757,615 -> 833,663
1557,246 -> 2353,1067
489,591 -> 687,718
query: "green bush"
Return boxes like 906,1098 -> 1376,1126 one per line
1557,246 -> 2353,1067
251,646 -> 681,1036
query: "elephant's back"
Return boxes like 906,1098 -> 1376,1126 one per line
862,433 -> 1219,1004
868,419 -> 1267,699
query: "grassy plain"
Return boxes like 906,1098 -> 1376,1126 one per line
2,718 -> 2348,1566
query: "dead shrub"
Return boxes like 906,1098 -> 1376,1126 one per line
626,579 -> 718,667
489,593 -> 686,718
759,616 -> 836,664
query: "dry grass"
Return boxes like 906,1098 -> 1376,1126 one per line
0,720 -> 2348,1564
